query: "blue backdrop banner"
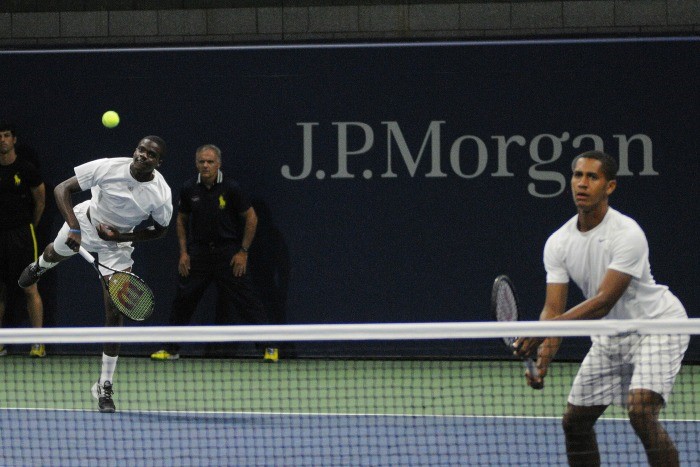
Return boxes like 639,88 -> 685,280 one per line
1,37 -> 697,358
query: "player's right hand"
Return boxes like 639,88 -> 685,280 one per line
65,230 -> 81,252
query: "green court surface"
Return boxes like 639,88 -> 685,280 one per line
1,356 -> 697,420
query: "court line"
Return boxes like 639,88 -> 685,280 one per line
2,407 -> 697,423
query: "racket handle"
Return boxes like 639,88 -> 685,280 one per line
77,246 -> 96,263
524,358 -> 544,390
524,358 -> 538,378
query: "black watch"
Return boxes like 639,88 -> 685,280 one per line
240,246 -> 249,253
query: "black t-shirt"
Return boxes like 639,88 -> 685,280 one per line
179,174 -> 251,247
0,158 -> 43,230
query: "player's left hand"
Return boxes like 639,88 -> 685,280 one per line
513,336 -> 545,358
96,223 -> 120,241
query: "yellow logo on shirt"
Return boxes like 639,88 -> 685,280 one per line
14,174 -> 21,186
218,195 -> 226,210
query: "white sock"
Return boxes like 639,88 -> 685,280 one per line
100,354 -> 118,385
38,256 -> 58,269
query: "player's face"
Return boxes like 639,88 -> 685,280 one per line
132,138 -> 163,173
0,130 -> 16,155
195,149 -> 221,182
571,157 -> 616,212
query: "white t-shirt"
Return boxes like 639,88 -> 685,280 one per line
544,207 -> 686,321
74,157 -> 173,232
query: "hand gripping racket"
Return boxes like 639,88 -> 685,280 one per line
78,246 -> 155,321
491,275 -> 543,389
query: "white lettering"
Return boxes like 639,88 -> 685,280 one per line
281,121 -> 660,198
450,135 -> 488,179
528,133 -> 569,198
492,135 -> 526,177
331,122 -> 374,179
281,122 -> 318,180
614,134 -> 658,176
382,121 -> 446,178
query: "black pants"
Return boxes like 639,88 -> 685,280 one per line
165,245 -> 269,354
0,225 -> 38,325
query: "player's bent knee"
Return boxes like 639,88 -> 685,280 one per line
563,404 -> 605,434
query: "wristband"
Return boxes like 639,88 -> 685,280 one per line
68,229 -> 81,234
240,246 -> 249,253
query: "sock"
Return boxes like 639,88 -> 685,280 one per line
100,354 -> 118,385
38,256 -> 58,269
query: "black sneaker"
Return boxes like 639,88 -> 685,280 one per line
91,380 -> 116,413
18,261 -> 48,288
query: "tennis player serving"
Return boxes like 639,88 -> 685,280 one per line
19,136 -> 173,413
514,151 -> 688,467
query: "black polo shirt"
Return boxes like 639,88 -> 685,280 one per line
0,158 -> 43,231
179,171 -> 251,249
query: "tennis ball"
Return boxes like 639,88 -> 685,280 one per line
102,110 -> 120,129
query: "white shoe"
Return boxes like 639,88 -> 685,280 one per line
91,380 -> 116,413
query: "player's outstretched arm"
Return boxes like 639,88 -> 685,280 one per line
554,270 -> 631,321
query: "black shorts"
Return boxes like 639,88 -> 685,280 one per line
0,224 -> 40,285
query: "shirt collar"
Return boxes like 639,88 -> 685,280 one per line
197,169 -> 223,185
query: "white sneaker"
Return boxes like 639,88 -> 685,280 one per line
91,380 -> 115,413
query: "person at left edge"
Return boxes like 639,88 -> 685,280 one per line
0,120 -> 46,357
18,135 -> 173,414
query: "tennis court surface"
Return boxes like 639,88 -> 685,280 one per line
1,321 -> 698,466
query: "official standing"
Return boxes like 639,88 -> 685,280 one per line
151,144 -> 277,361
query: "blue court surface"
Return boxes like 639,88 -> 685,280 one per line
1,409 -> 698,466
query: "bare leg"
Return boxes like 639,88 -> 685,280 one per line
102,274 -> 123,357
42,243 -> 73,263
628,389 -> 678,467
23,284 -> 43,328
562,403 -> 607,466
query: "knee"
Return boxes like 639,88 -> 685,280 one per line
563,408 -> 599,436
562,413 -> 580,436
627,405 -> 655,433
627,391 -> 663,433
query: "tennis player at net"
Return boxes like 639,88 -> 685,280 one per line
515,151 -> 689,467
18,136 -> 173,413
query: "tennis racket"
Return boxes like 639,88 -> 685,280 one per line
491,275 -> 543,389
78,246 -> 155,321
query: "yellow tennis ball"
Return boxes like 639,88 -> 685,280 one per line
102,110 -> 120,128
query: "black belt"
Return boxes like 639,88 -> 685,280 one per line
198,240 -> 236,250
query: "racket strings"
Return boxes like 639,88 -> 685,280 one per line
495,284 -> 518,322
108,273 -> 155,320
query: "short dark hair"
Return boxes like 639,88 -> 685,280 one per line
143,135 -> 166,158
0,120 -> 16,136
572,150 -> 618,181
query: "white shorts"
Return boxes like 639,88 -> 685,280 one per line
568,332 -> 689,407
52,201 -> 135,275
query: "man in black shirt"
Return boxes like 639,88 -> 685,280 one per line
151,144 -> 277,361
0,121 -> 46,357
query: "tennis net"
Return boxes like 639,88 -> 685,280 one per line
0,320 -> 698,466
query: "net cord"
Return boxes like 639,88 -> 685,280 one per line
0,319 -> 698,344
